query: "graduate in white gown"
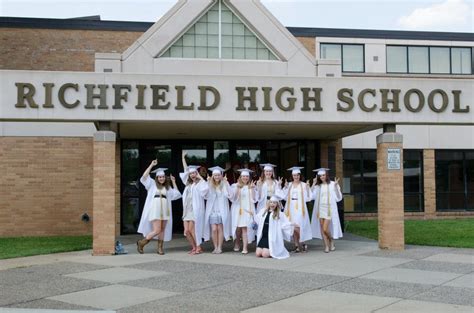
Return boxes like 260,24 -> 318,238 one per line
310,168 -> 343,253
282,166 -> 313,253
255,196 -> 294,259
256,163 -> 284,214
137,159 -> 181,255
229,169 -> 257,254
203,166 -> 232,254
179,151 -> 208,255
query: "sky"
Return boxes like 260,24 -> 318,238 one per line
1,0 -> 472,32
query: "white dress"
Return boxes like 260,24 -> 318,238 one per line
282,182 -> 313,242
203,182 -> 232,241
148,188 -> 170,221
138,176 -> 182,241
230,184 -> 257,243
255,210 -> 294,259
256,180 -> 283,213
179,170 -> 208,246
310,181 -> 343,239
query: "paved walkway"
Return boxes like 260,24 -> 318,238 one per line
0,234 -> 472,313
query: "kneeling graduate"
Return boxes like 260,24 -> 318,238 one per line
255,196 -> 294,259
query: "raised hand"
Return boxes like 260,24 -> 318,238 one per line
335,177 -> 340,185
207,176 -> 211,182
257,176 -> 263,186
182,150 -> 187,158
170,174 -> 176,182
151,159 -> 158,166
223,174 -> 228,182
306,179 -> 310,185
284,179 -> 288,188
250,180 -> 256,188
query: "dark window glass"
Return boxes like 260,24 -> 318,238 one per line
436,150 -> 473,211
403,150 -> 423,212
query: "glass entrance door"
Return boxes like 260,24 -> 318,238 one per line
121,140 -> 316,234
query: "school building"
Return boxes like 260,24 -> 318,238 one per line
0,0 -> 472,254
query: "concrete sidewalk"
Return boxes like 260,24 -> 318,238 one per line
0,234 -> 472,313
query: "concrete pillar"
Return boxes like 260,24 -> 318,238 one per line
423,149 -> 436,218
93,131 -> 116,255
377,129 -> 404,250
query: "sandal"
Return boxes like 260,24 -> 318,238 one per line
291,247 -> 301,253
241,250 -> 249,254
188,248 -> 196,255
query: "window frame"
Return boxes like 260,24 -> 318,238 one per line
320,43 -> 365,73
386,45 -> 473,75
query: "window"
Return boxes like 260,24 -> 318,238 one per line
387,45 -> 473,75
320,43 -> 364,73
436,150 -> 474,211
430,47 -> 450,74
161,0 -> 277,60
404,150 -> 424,212
451,47 -> 472,74
408,46 -> 429,73
387,46 -> 407,73
121,141 -> 140,234
342,150 -> 377,213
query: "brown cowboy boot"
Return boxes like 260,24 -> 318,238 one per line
136,239 -> 150,254
157,239 -> 165,255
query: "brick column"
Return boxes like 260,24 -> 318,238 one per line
93,131 -> 116,255
377,131 -> 404,250
423,149 -> 436,218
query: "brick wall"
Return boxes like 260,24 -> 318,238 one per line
0,28 -> 141,71
0,27 -> 315,71
0,137 -> 93,236
296,37 -> 315,56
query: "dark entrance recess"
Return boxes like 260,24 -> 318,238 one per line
121,140 -> 321,235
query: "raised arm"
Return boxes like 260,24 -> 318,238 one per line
182,150 -> 188,170
142,159 -> 157,179
140,159 -> 157,190
334,178 -> 343,202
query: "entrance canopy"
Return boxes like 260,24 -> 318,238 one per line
2,71 -> 472,135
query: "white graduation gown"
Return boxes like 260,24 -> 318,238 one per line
310,181 -> 343,239
282,182 -> 313,242
138,175 -> 182,241
255,210 -> 294,259
229,184 -> 257,243
203,182 -> 232,242
180,171 -> 208,246
256,180 -> 284,213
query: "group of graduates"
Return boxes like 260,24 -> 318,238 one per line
136,151 -> 343,260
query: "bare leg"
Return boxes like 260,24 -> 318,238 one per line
241,227 -> 248,254
146,220 -> 162,240
320,219 -> 330,252
322,219 -> 334,251
211,224 -> 218,253
293,226 -> 302,252
262,248 -> 271,258
234,227 -> 242,251
184,221 -> 197,254
158,220 -> 167,240
217,224 -> 224,253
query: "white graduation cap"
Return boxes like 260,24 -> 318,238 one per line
260,163 -> 277,171
151,168 -> 168,176
209,166 -> 225,175
287,166 -> 304,175
238,168 -> 254,177
269,195 -> 281,202
187,165 -> 200,173
313,168 -> 330,176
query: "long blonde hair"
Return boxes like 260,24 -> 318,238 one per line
237,176 -> 251,188
265,201 -> 281,220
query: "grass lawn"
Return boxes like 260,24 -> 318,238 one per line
345,219 -> 474,249
0,235 -> 92,260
